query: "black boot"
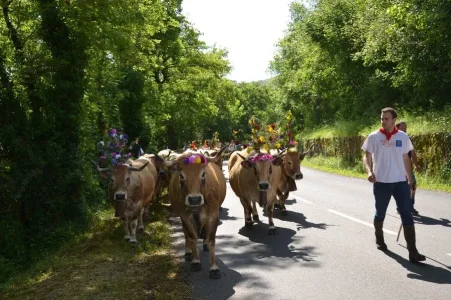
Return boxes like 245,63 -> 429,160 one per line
403,225 -> 426,262
374,220 -> 387,251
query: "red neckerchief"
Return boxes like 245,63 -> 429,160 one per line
379,127 -> 398,141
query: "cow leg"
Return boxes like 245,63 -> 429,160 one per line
182,218 -> 201,271
206,217 -> 221,279
251,201 -> 259,222
137,207 -> 145,233
279,190 -> 289,216
129,218 -> 138,244
267,203 -> 277,235
240,198 -> 253,228
123,218 -> 131,240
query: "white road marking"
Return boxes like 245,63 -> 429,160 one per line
327,209 -> 397,235
292,195 -> 313,204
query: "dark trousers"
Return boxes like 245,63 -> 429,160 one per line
373,181 -> 414,225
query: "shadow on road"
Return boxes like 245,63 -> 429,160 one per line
237,225 -> 316,262
272,209 -> 331,231
185,254 -> 242,300
384,250 -> 451,284
414,215 -> 451,228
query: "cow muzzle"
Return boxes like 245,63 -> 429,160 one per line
114,192 -> 126,201
258,182 -> 269,191
158,170 -> 165,177
295,173 -> 303,180
186,194 -> 204,207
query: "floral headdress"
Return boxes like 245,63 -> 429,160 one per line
97,128 -> 136,167
248,116 -> 281,153
183,154 -> 208,165
249,153 -> 274,164
279,110 -> 298,151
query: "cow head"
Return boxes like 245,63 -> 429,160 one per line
237,151 -> 284,191
282,144 -> 314,180
165,145 -> 228,207
92,160 -> 149,201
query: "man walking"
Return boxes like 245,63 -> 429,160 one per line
361,107 -> 426,262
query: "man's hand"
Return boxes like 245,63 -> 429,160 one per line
367,171 -> 376,183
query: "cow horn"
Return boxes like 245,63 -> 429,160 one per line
91,159 -> 110,172
165,150 -> 172,159
276,148 -> 287,157
236,152 -> 247,161
301,144 -> 314,157
164,159 -> 179,168
206,144 -> 229,163
128,160 -> 149,171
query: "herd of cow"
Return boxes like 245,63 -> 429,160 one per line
92,144 -> 313,279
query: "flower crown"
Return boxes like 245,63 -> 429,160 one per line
279,110 -> 298,151
182,154 -> 208,165
97,128 -> 137,167
249,153 -> 274,164
248,116 -> 281,152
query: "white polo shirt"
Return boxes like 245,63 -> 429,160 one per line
361,130 -> 413,183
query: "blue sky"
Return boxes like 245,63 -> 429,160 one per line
182,0 -> 294,83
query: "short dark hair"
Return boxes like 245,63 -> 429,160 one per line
396,121 -> 406,128
381,107 -> 397,119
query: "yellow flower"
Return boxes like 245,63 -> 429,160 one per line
195,157 -> 201,164
259,136 -> 265,143
276,143 -> 281,149
268,126 -> 274,133
264,144 -> 269,151
252,128 -> 256,133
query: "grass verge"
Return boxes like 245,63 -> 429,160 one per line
304,156 -> 451,193
0,204 -> 191,300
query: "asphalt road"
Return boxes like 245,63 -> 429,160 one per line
171,161 -> 451,300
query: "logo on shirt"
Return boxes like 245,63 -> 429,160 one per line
380,140 -> 395,147
396,140 -> 402,147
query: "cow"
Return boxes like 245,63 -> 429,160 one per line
228,149 -> 284,235
271,144 -> 314,215
93,157 -> 157,244
164,146 -> 227,279
143,152 -> 173,203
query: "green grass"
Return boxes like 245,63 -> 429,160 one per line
300,107 -> 451,139
0,204 -> 191,300
304,156 -> 451,193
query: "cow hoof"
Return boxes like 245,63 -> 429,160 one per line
281,210 -> 287,216
209,269 -> 221,279
268,228 -> 277,235
124,235 -> 131,241
129,240 -> 138,246
245,222 -> 253,228
137,227 -> 144,234
190,262 -> 202,272
203,244 -> 209,252
252,215 -> 259,222
274,204 -> 281,210
184,253 -> 193,262
219,207 -> 223,211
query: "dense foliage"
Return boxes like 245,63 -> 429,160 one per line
270,0 -> 451,130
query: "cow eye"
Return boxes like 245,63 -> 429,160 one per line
126,177 -> 130,184
110,177 -> 114,183
288,162 -> 292,166
269,166 -> 273,174
201,172 -> 206,179
179,174 -> 185,181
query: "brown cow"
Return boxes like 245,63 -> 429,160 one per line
94,158 -> 157,244
142,153 -> 172,203
165,147 -> 227,279
273,144 -> 314,215
228,149 -> 284,234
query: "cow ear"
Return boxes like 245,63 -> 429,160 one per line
299,153 -> 306,161
99,170 -> 111,179
272,157 -> 284,166
241,160 -> 253,169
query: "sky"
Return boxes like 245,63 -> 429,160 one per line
182,0 -> 294,83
